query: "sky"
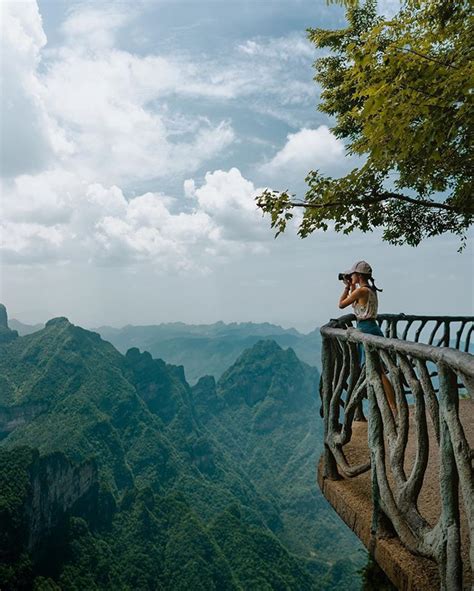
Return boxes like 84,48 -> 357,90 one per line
1,0 -> 472,332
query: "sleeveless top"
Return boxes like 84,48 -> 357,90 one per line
352,288 -> 378,320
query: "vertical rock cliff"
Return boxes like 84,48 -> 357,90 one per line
0,447 -> 99,561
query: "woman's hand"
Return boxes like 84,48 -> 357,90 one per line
339,283 -> 350,309
343,278 -> 354,293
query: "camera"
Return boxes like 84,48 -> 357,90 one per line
338,273 -> 351,281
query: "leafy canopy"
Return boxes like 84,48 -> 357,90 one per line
256,0 -> 473,248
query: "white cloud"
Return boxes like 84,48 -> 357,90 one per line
184,179 -> 196,199
260,126 -> 346,178
0,1 -> 56,176
0,221 -> 68,264
1,167 -> 270,267
229,32 -> 319,116
0,4 -> 333,270
0,173 -> 208,266
1,1 -> 237,190
1,2 -> 274,269
238,33 -> 315,61
60,6 -> 131,50
40,46 -> 237,184
1,1 -> 322,195
190,168 -> 269,242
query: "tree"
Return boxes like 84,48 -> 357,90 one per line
256,0 -> 473,249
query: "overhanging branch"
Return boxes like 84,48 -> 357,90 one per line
284,192 -> 466,214
393,46 -> 459,70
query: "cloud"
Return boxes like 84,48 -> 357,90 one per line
92,199 -> 217,269
1,167 -> 270,267
238,33 -> 315,61
0,3 -> 340,270
0,2 -> 57,176
1,169 -> 77,226
2,1 -> 238,190
0,218 -> 70,265
1,2 -> 269,269
40,47 -> 237,185
256,126 -> 366,194
1,173 -> 206,267
60,6 -> 131,50
189,168 -> 269,242
230,33 -> 318,112
1,2 -> 322,193
260,126 -> 346,179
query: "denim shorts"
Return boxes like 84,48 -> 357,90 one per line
357,319 -> 383,365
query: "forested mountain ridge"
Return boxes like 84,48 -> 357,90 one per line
191,341 -> 362,580
0,305 -> 362,589
9,317 -> 323,385
96,321 -> 323,385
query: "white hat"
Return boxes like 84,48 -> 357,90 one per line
344,260 -> 372,276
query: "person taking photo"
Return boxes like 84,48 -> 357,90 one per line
338,261 -> 397,416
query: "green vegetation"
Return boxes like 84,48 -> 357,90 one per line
97,321 -> 322,385
0,312 -> 363,589
358,556 -> 396,591
0,447 -> 35,565
256,0 -> 473,248
192,341 -> 362,579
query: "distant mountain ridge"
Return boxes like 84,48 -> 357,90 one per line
96,321 -> 323,385
9,319 -> 323,385
0,305 -> 362,589
97,320 -> 301,338
8,318 -> 45,336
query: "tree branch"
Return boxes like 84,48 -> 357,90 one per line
398,84 -> 457,111
286,192 -> 466,213
393,46 -> 459,70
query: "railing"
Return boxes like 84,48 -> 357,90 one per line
320,314 -> 474,591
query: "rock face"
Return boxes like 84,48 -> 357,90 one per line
191,375 -> 225,420
0,304 -> 8,329
0,447 -> 99,563
25,451 -> 99,550
0,304 -> 18,344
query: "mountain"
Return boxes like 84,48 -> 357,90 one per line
8,318 -> 44,336
0,306 -> 364,590
192,341 -> 363,579
96,321 -> 323,385
0,304 -> 19,344
97,320 -> 300,342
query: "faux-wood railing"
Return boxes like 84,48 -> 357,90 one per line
319,314 -> 474,590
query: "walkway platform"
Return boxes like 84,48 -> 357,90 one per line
318,400 -> 474,591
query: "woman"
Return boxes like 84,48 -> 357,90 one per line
338,260 -> 397,415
